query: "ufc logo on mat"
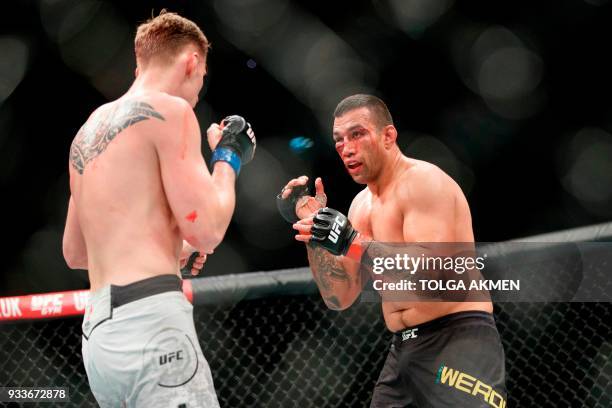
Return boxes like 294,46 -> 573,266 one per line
402,328 -> 419,341
329,216 -> 345,243
159,350 -> 183,365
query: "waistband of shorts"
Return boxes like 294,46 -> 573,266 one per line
393,310 -> 494,342
82,275 -> 183,339
110,274 -> 182,308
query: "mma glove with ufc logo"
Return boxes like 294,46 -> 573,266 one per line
310,207 -> 358,256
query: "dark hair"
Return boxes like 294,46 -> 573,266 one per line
333,94 -> 393,129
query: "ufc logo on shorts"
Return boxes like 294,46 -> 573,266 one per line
328,216 -> 345,244
402,328 -> 418,341
159,350 -> 183,365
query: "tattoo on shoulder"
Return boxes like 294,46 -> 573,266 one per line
70,101 -> 165,174
308,246 -> 351,292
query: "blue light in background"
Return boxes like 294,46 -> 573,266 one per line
289,136 -> 314,153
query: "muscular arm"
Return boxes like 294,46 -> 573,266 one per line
155,98 -> 236,253
305,193 -> 368,310
306,245 -> 362,310
63,196 -> 88,269
401,166 -> 466,243
305,167 -> 470,309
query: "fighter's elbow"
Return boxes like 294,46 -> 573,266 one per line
188,227 -> 225,254
326,303 -> 349,312
323,295 -> 353,311
183,202 -> 232,253
200,232 -> 224,253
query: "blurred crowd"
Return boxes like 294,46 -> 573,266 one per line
1,0 -> 611,295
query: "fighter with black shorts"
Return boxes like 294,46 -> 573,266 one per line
279,94 -> 506,407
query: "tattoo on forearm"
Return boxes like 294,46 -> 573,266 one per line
308,246 -> 351,293
70,101 -> 165,174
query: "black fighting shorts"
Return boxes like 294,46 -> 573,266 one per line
370,311 -> 507,408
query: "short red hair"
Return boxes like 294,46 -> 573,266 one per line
134,10 -> 209,65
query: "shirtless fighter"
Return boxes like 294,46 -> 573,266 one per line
279,95 -> 506,407
62,12 -> 255,407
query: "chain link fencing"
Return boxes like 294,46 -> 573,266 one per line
2,222 -> 612,407
1,297 -> 611,407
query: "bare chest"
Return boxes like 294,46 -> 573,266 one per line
350,196 -> 405,242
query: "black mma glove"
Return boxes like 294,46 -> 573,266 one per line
277,184 -> 310,224
211,115 -> 256,175
310,207 -> 358,256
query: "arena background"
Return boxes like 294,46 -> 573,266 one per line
1,0 -> 612,407
1,0 -> 612,294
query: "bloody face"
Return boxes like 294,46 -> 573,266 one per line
332,107 -> 385,184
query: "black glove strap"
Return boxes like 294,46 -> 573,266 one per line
277,184 -> 309,223
180,252 -> 200,279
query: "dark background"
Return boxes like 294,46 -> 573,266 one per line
2,0 -> 612,296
